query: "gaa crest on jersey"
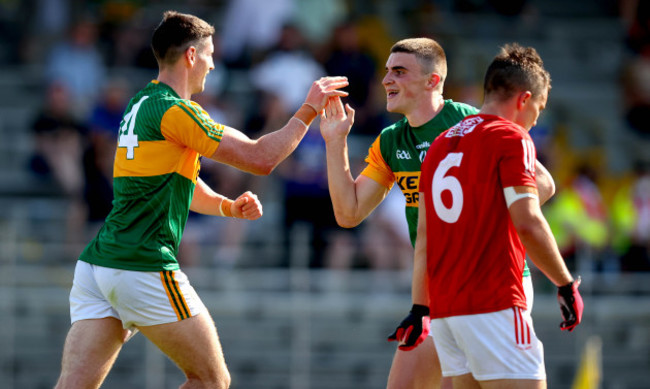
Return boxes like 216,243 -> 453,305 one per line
445,116 -> 484,138
396,149 -> 412,159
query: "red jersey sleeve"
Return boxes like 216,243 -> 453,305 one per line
495,125 -> 537,189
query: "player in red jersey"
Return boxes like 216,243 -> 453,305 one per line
391,43 -> 583,388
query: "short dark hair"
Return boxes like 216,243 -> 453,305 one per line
151,11 -> 215,67
483,43 -> 551,101
390,38 -> 447,83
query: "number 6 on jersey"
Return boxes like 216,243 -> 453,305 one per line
118,96 -> 149,159
432,152 -> 464,223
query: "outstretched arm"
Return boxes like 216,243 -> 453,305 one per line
320,96 -> 390,228
211,77 -> 349,175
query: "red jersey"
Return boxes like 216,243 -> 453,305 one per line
419,114 -> 537,319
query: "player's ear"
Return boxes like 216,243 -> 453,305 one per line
516,91 -> 532,110
428,73 -> 441,90
185,46 -> 197,67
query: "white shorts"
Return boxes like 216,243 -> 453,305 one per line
70,260 -> 207,329
430,307 -> 546,381
428,275 -> 534,338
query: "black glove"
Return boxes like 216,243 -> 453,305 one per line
387,304 -> 430,350
557,277 -> 584,332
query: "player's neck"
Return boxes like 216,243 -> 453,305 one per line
405,94 -> 444,127
157,70 -> 191,100
479,100 -> 516,123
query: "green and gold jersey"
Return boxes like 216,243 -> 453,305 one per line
79,80 -> 224,271
361,100 -> 478,247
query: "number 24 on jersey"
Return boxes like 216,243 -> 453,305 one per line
118,96 -> 149,160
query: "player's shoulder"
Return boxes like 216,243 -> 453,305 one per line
378,116 -> 409,137
479,115 -> 529,140
443,99 -> 479,115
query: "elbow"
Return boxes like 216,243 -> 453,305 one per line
513,221 -> 537,241
335,214 -> 362,229
548,180 -> 556,197
251,165 -> 275,176
247,159 -> 278,176
543,180 -> 556,201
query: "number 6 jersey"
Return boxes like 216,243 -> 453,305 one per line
419,114 -> 537,319
79,80 -> 224,271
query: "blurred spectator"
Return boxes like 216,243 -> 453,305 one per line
219,0 -> 295,68
249,23 -> 326,112
30,81 -> 88,197
29,81 -> 88,249
277,128 -> 356,268
292,0 -> 348,46
359,188 -> 412,270
104,11 -> 157,69
613,163 -> 650,271
45,18 -> 107,118
33,0 -> 70,38
621,0 -> 650,56
322,20 -> 379,136
82,78 -> 130,227
545,164 -> 610,272
621,55 -> 650,138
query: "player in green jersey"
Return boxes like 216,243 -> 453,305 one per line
319,38 -> 556,389
55,11 -> 349,389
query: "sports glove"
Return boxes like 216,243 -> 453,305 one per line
387,304 -> 430,350
557,277 -> 584,332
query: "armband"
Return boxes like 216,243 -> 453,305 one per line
503,186 -> 538,208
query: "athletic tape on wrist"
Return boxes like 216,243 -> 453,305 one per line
220,198 -> 234,217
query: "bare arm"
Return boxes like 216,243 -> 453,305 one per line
190,177 -> 262,220
508,186 -> 573,286
412,193 -> 429,306
210,77 -> 349,175
535,160 -> 555,205
320,96 -> 390,227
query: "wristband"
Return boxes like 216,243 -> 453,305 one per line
303,102 -> 318,114
293,103 -> 318,127
220,198 -> 234,217
290,116 -> 308,128
410,304 -> 430,317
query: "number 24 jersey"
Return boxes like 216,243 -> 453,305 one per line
80,81 -> 223,271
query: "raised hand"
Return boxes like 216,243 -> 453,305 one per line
320,96 -> 355,143
303,77 -> 349,113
